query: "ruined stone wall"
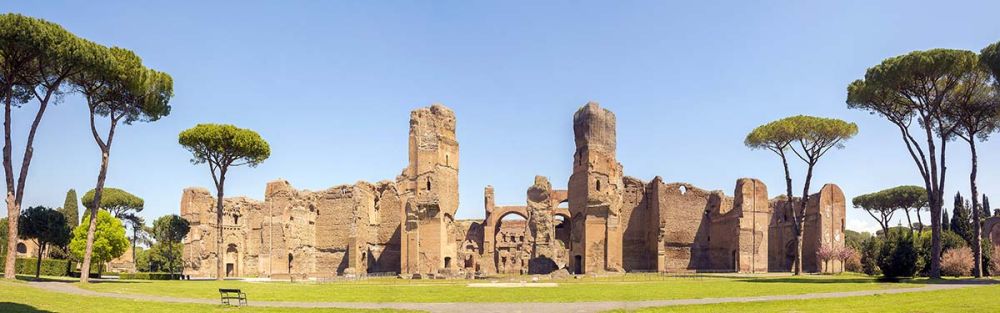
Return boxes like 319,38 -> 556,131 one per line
371,181 -> 403,272
707,194 -> 738,270
183,179 -> 405,278
620,176 -> 656,271
986,215 -> 1000,253
653,181 -> 717,272
399,104 -> 459,275
180,102 -> 847,278
729,178 -> 770,273
568,102 -> 624,273
181,187 -> 263,278
767,184 -> 846,273
805,184 -> 846,273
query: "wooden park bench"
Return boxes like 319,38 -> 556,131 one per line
219,288 -> 247,306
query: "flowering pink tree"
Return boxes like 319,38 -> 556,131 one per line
816,245 -> 837,273
837,247 -> 859,273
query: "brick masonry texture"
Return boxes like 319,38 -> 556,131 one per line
182,102 -> 847,277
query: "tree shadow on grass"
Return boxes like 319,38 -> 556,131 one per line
14,276 -> 76,283
741,277 -> 1000,285
0,302 -> 54,313
738,277 -> 885,284
15,275 -> 148,284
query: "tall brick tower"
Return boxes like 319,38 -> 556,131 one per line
567,102 -> 624,273
398,104 -> 459,275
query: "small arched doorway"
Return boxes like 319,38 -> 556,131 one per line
574,255 -> 583,274
225,244 -> 239,277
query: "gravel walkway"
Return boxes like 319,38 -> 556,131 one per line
24,280 -> 990,313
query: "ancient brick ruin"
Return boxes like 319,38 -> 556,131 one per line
182,102 -> 847,278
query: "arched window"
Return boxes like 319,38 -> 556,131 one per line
426,177 -> 432,190
596,179 -> 601,191
16,242 -> 27,254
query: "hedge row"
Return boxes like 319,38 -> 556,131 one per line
119,272 -> 183,280
0,257 -> 72,276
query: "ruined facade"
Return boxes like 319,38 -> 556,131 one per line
985,212 -> 1000,255
182,102 -> 846,278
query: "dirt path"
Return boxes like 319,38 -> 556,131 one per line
24,280 -> 988,313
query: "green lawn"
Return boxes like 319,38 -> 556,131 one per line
0,279 -> 400,313
617,283 -> 1000,312
77,274 -> 921,303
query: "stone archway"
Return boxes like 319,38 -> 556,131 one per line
493,211 -> 529,274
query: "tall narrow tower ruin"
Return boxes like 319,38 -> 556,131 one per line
567,102 -> 624,273
398,104 -> 459,275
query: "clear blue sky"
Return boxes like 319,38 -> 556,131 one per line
6,1 -> 1000,233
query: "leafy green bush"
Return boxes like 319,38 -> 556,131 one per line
982,240 -> 993,276
119,272 -> 182,280
860,236 -> 882,276
917,230 -> 966,275
0,257 -> 71,276
69,271 -> 101,279
878,233 -> 918,278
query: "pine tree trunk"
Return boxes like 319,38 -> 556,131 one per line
215,171 -> 226,281
3,93 -> 17,279
969,140 -> 982,278
904,210 -> 914,235
3,195 -> 16,279
794,162 -> 816,275
4,82 -> 56,279
80,149 -> 111,283
36,242 -> 44,278
916,211 -> 924,235
780,152 -> 795,272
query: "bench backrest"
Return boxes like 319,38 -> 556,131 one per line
219,289 -> 242,293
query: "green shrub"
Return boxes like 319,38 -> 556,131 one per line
860,236 -> 882,276
917,230 -> 966,275
981,240 -> 993,277
119,272 -> 182,280
69,271 -> 101,279
0,257 -> 71,276
879,233 -> 918,278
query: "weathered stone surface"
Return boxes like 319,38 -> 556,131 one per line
568,102 -> 625,274
768,184 -> 846,273
181,102 -> 845,278
985,216 -> 1000,253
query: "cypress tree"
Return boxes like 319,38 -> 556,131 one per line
984,194 -> 992,218
950,192 -> 973,245
942,211 -> 951,231
59,189 -> 79,228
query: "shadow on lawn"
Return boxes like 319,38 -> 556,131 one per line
15,276 -> 148,284
739,277 -> 883,284
0,302 -> 54,313
741,276 -> 1000,285
14,276 -> 75,283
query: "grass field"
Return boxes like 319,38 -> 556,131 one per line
3,274 -> 996,312
0,279 -> 398,313
75,274 -> 920,303
616,283 -> 1000,312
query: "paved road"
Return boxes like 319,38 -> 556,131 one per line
24,280 -> 990,313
